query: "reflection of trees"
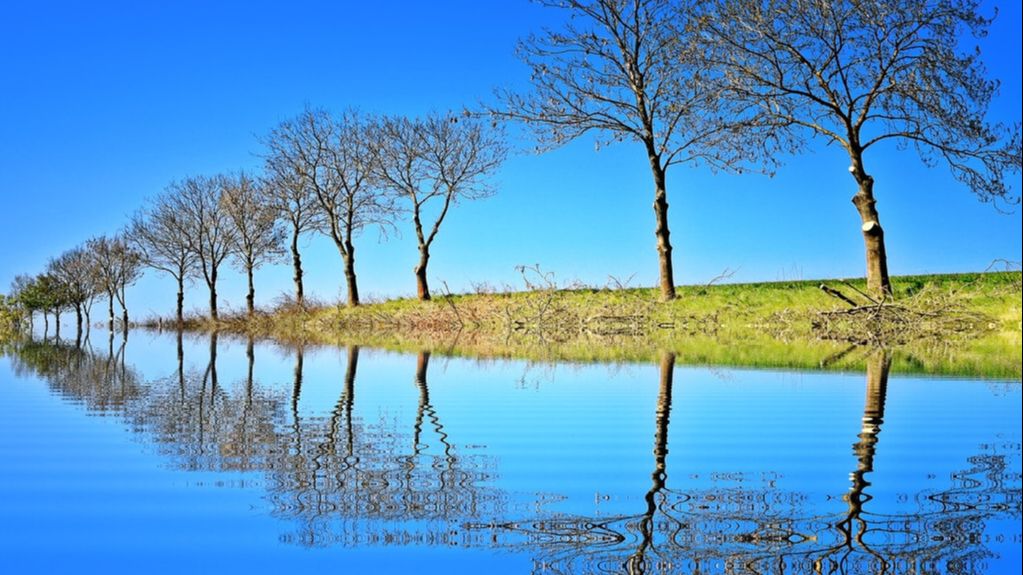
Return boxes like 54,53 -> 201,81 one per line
4,338 -> 1018,570
9,334 -> 141,414
6,336 -> 504,547
485,350 -> 1020,575
137,332 -> 284,472
268,347 -> 505,547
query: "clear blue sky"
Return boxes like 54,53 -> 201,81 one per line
1,0 -> 1020,318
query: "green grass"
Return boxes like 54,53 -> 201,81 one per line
192,272 -> 1023,379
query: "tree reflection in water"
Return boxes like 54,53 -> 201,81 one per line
484,351 -> 1020,574
268,347 -> 506,547
5,338 -> 1019,573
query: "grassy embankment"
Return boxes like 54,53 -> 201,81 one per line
173,272 -> 1022,378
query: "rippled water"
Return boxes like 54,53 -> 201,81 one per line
1,331 -> 1019,574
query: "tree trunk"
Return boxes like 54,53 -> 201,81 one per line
292,347 -> 304,419
415,247 -> 431,301
415,351 -> 431,386
291,228 -> 304,306
55,310 -> 61,340
74,306 -> 82,349
343,247 -> 360,307
208,331 -> 219,392
850,165 -> 892,298
108,292 -> 115,331
176,277 -> 185,327
414,351 -> 431,451
838,350 -> 891,541
344,345 -> 359,407
246,337 -> 255,389
176,330 -> 185,401
120,285 -> 129,328
649,161 -> 676,301
626,351 -> 676,572
209,269 -> 219,321
43,312 -> 49,337
246,264 -> 255,317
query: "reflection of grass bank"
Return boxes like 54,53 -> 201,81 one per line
186,272 -> 1023,379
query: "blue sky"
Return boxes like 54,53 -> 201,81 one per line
1,0 -> 1020,318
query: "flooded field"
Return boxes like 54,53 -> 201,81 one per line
1,330 -> 1019,573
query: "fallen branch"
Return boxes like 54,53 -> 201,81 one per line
819,284 -> 858,308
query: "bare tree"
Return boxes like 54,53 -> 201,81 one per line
263,109 -> 390,307
261,135 -> 321,307
48,246 -> 99,341
88,236 -> 118,330
375,113 -> 507,300
171,175 -> 237,321
706,0 -> 1022,296
495,0 -> 764,300
88,235 -> 142,330
128,194 -> 198,327
223,173 -> 285,316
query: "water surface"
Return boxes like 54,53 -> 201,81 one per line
1,331 -> 1019,573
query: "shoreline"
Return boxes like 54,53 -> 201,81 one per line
130,271 -> 1022,379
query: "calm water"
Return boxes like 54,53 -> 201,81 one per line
0,331 -> 1019,574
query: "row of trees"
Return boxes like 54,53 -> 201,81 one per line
7,110 -> 507,331
7,0 -> 1020,324
10,236 -> 142,337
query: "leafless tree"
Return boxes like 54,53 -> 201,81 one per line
705,0 -> 1022,296
88,235 -> 142,331
263,109 -> 391,307
375,113 -> 507,300
494,0 -> 766,300
223,173 -> 285,316
48,246 -> 99,341
171,175 -> 237,321
128,194 -> 198,327
260,145 -> 320,307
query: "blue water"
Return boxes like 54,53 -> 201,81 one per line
1,331 -> 1019,573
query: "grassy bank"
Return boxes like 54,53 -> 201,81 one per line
166,272 -> 1022,378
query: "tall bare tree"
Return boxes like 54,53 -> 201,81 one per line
128,194 -> 198,327
495,0 -> 764,300
223,173 -> 285,316
263,109 -> 390,307
261,137 -> 321,307
172,175 -> 237,321
375,113 -> 507,300
706,0 -> 1022,296
88,235 -> 142,330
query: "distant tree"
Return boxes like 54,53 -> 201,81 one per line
261,137 -> 321,307
9,274 -> 35,327
128,194 -> 198,327
264,109 -> 391,307
49,246 -> 99,340
88,235 -> 142,330
375,113 -> 507,300
171,175 -> 237,321
223,173 -> 285,316
705,0 -> 1022,296
30,273 -> 66,338
0,293 -> 23,339
495,0 -> 765,300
